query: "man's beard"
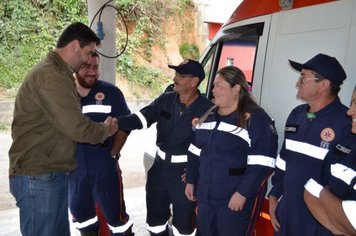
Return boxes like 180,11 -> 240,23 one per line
76,74 -> 97,89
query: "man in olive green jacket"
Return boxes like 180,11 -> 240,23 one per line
8,22 -> 118,236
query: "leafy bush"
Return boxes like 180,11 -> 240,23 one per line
0,0 -> 87,88
0,0 -> 192,98
179,42 -> 200,60
119,60 -> 170,98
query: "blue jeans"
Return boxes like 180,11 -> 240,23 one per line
9,172 -> 70,236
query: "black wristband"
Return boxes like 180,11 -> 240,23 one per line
111,153 -> 121,161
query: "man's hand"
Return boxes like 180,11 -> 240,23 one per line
192,118 -> 199,128
228,191 -> 246,211
104,116 -> 118,136
269,195 -> 281,232
185,183 -> 196,201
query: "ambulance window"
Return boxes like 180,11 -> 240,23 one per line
207,22 -> 263,95
199,45 -> 216,97
218,39 -> 257,89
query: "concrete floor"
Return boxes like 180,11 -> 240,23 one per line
0,126 -> 157,236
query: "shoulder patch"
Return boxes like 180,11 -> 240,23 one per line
285,125 -> 298,133
335,143 -> 351,155
95,92 -> 105,101
160,110 -> 171,119
320,128 -> 335,142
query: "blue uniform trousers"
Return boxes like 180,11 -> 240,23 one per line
197,198 -> 253,236
68,157 -> 131,235
196,185 -> 266,236
146,158 -> 196,235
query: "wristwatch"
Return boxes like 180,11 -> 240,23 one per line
111,153 -> 121,161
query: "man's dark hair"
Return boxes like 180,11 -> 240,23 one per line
56,22 -> 101,48
314,72 -> 341,96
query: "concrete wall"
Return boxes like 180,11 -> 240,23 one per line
0,100 -> 152,126
0,101 -> 14,125
193,0 -> 243,52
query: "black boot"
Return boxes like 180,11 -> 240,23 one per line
149,227 -> 169,236
80,229 -> 99,236
113,226 -> 135,236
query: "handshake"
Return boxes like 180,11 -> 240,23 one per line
104,116 -> 119,136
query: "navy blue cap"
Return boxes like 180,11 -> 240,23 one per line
168,59 -> 205,82
289,53 -> 347,86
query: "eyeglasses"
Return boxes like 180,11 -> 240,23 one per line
298,77 -> 319,85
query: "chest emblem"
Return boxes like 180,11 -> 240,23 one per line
320,127 -> 335,143
95,92 -> 105,101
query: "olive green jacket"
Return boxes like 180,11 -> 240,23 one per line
9,51 -> 110,176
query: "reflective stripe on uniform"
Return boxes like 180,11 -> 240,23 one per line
285,139 -> 328,160
157,147 -> 187,163
73,216 -> 98,229
275,155 -> 286,171
188,144 -> 201,157
342,200 -> 356,230
304,178 -> 323,198
146,222 -> 168,234
134,111 -> 148,129
82,105 -> 111,114
172,225 -> 196,236
247,155 -> 275,168
195,121 -> 217,130
217,122 -> 251,146
330,163 -> 356,185
108,219 -> 133,234
157,148 -> 165,160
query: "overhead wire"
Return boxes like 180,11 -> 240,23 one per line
89,0 -> 128,59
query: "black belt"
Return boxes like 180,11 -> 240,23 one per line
229,168 -> 246,176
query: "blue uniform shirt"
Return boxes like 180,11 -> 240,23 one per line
269,97 -> 351,236
323,135 -> 356,201
118,91 -> 213,156
78,80 -> 130,159
187,107 -> 278,203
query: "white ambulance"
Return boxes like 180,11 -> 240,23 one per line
198,0 -> 356,234
200,0 -> 355,144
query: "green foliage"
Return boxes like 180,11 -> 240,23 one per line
0,0 -> 192,98
118,53 -> 170,98
117,54 -> 134,76
127,66 -> 170,97
0,123 -> 11,132
115,0 -> 192,94
115,0 -> 191,61
0,0 -> 87,88
179,42 -> 200,60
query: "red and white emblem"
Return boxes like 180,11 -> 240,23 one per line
95,92 -> 105,101
320,128 -> 335,142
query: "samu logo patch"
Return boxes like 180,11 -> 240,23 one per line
320,128 -> 335,143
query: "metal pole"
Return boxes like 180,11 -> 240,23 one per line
87,0 -> 117,85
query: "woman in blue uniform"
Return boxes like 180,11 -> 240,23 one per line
185,66 -> 278,236
304,86 -> 356,235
